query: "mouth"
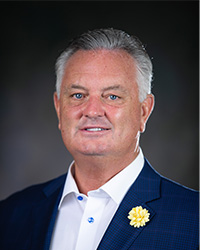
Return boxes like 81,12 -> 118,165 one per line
79,126 -> 111,135
84,128 -> 109,132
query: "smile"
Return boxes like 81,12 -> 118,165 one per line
85,128 -> 108,131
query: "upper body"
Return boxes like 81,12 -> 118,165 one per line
0,156 -> 198,250
0,28 -> 198,249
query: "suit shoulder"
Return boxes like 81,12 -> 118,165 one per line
161,175 -> 198,194
0,174 -> 66,208
160,175 -> 198,209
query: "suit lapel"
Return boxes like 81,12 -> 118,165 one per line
22,160 -> 160,250
97,159 -> 161,250
30,174 -> 66,250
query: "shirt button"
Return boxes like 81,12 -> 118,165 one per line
77,196 -> 83,201
88,217 -> 94,223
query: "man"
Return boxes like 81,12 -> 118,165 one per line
0,28 -> 198,250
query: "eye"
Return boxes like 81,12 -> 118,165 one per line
73,93 -> 83,99
109,95 -> 118,100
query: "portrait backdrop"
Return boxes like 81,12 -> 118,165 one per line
0,1 -> 198,199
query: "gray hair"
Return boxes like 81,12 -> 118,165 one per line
55,28 -> 153,102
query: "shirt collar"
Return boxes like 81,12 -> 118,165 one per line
99,148 -> 144,204
59,148 -> 144,208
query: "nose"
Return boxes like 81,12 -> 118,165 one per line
83,96 -> 105,118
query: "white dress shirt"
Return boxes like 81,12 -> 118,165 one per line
50,149 -> 144,250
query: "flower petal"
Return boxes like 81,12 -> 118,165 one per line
128,206 -> 150,228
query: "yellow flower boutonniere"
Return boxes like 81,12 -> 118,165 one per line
128,206 -> 150,228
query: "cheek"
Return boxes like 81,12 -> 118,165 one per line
105,107 -> 123,126
108,105 -> 139,123
115,106 -> 142,133
61,104 -> 82,121
59,107 -> 80,134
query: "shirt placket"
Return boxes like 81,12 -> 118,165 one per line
75,195 -> 107,250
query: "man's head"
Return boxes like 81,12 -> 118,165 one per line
55,28 -> 153,103
54,28 -> 154,163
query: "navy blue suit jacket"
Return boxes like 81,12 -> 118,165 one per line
0,159 -> 198,250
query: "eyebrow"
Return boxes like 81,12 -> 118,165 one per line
70,84 -> 89,91
65,84 -> 128,93
64,84 -> 89,93
102,85 -> 128,94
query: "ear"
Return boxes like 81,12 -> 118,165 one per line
53,92 -> 61,130
140,94 -> 154,133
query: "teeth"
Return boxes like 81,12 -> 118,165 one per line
86,128 -> 105,131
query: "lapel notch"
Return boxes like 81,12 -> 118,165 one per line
97,160 -> 161,250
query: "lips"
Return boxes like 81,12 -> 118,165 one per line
78,119 -> 112,133
84,127 -> 109,131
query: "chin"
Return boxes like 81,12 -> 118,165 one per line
75,144 -> 110,156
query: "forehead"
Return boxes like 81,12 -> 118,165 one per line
62,49 -> 138,91
65,49 -> 136,75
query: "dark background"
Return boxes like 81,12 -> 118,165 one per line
0,1 -> 198,200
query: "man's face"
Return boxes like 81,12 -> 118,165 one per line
54,49 -> 153,161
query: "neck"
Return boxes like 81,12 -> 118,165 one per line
72,149 -> 140,195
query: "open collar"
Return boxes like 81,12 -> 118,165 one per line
59,149 -> 144,208
97,159 -> 161,250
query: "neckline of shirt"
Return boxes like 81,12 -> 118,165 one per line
58,148 -> 144,209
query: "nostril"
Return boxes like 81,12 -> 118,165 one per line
83,101 -> 105,118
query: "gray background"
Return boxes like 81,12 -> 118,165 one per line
0,2 -> 198,200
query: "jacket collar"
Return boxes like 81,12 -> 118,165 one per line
28,158 -> 160,250
30,174 -> 66,250
97,159 -> 161,250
